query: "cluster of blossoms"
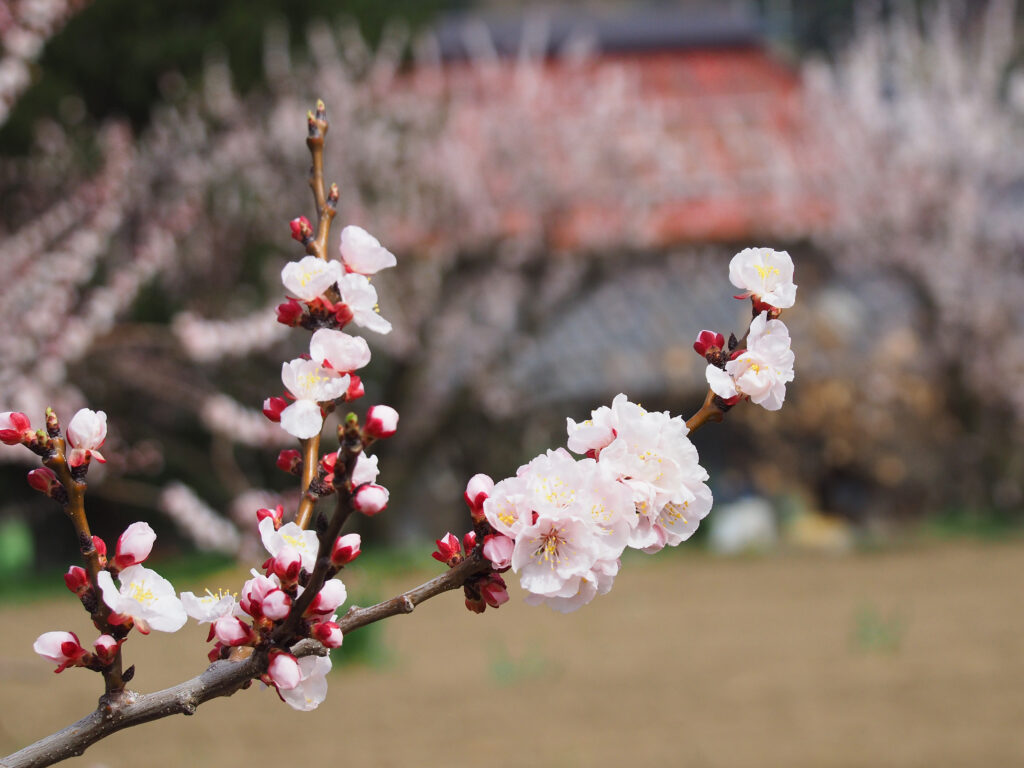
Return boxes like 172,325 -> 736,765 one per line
431,247 -> 797,614
701,247 -> 797,411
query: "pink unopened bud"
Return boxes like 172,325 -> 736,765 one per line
479,573 -> 509,608
289,216 -> 312,242
113,521 -> 156,570
269,544 -> 302,584
482,534 -> 515,570
353,484 -> 389,516
345,375 -> 365,401
239,573 -> 279,618
463,473 -> 494,522
462,530 -> 477,553
307,578 -> 347,617
364,405 -> 398,439
33,631 -> 88,672
27,467 -> 61,497
213,615 -> 256,647
256,504 -> 284,530
693,329 -> 726,357
263,396 -> 288,422
312,621 -> 344,648
64,566 -> 89,595
432,532 -> 462,568
267,651 -> 301,691
93,634 -> 119,665
66,408 -> 107,466
330,533 -> 361,566
0,411 -> 32,445
261,589 -> 293,621
276,449 -> 302,475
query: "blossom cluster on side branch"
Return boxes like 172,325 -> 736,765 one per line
0,99 -> 796,768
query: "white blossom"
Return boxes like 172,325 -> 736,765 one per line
728,247 -> 797,309
97,565 -> 187,634
279,358 -> 350,439
339,225 -> 397,276
280,256 -> 343,302
279,654 -> 332,711
337,273 -> 391,334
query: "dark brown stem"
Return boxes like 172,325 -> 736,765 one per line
42,443 -> 124,694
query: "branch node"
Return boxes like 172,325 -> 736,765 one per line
398,595 -> 415,614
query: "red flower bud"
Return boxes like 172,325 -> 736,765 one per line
27,467 -> 60,497
693,330 -> 725,357
462,530 -> 477,553
276,450 -> 302,475
289,216 -> 312,242
432,532 -> 463,568
0,412 -> 32,445
276,299 -> 304,327
256,504 -> 284,529
64,566 -> 89,596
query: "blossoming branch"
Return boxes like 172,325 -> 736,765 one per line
0,100 -> 796,768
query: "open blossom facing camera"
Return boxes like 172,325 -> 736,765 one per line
281,256 -> 343,302
279,358 -> 350,439
729,247 -> 797,310
97,565 -> 187,634
338,225 -> 397,276
706,313 -> 795,411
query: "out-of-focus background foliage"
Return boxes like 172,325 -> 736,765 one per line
2,1 -> 1023,764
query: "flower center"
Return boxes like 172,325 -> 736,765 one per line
754,264 -> 780,282
129,582 -> 155,605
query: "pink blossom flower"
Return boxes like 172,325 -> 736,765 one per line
278,358 -> 350,439
239,571 -> 281,619
464,473 -> 494,521
268,544 -> 302,583
309,328 -> 371,373
180,588 -> 237,624
267,651 -> 302,691
337,273 -> 391,334
66,408 -> 107,466
707,313 -> 795,412
33,631 -> 88,672
482,533 -> 514,569
306,578 -> 347,618
278,654 -> 332,710
259,518 -> 319,573
64,565 -> 88,595
353,483 -> 389,515
728,247 -> 797,309
112,521 -> 156,570
97,565 -> 186,634
213,615 -> 256,646
339,225 -> 397,276
330,533 -> 361,566
312,620 -> 344,648
261,589 -> 292,621
280,256 -> 342,302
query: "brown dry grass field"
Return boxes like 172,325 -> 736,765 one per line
3,541 -> 1024,768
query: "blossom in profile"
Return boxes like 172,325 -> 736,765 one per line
279,358 -> 350,439
707,313 -> 795,411
112,522 -> 156,570
339,225 -> 397,276
728,247 -> 797,309
180,589 -> 237,624
33,631 -> 88,672
67,408 -> 107,466
280,256 -> 342,302
97,565 -> 187,634
279,654 -> 332,711
337,274 -> 392,334
309,328 -> 371,374
0,412 -> 33,445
